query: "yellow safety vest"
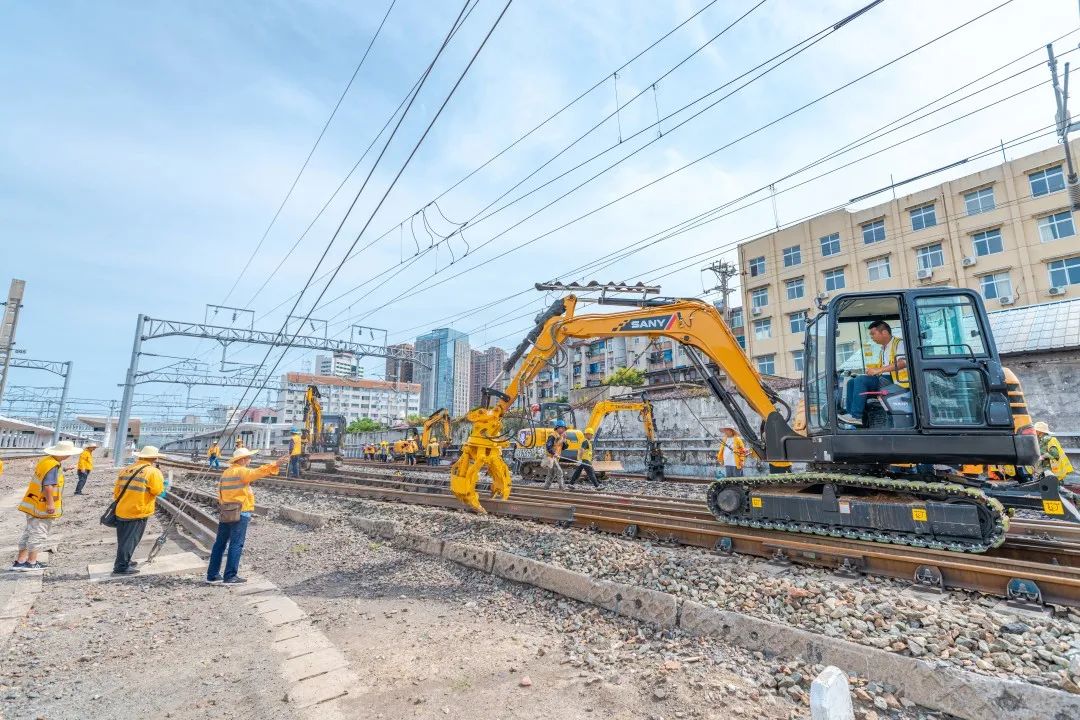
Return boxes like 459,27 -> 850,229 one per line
77,449 -> 94,472
580,439 -> 593,463
113,461 -> 166,520
20,457 -> 65,519
218,463 -> 279,512
290,435 -> 302,456
208,444 -> 220,458
883,337 -> 910,389
1042,436 -> 1075,481
427,441 -> 439,457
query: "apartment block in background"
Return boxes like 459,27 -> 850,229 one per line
737,141 -> 1080,378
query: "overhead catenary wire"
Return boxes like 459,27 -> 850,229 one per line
248,0 -> 740,321
323,0 -> 1022,329
221,0 -> 399,306
382,31 -> 1077,343
219,0 -> 515,440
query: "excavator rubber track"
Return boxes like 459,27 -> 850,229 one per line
706,472 -> 1009,553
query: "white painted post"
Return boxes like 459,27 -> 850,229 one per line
810,666 -> 855,720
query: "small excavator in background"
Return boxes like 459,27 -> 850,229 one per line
583,398 -> 665,482
301,385 -> 345,472
393,407 -> 455,463
451,282 -> 1077,553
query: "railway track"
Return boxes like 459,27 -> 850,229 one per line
160,457 -> 1080,607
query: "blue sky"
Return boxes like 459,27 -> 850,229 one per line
2,0 -> 1078,417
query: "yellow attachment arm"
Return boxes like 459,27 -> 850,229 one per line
450,295 -> 784,511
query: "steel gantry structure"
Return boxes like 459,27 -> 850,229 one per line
114,314 -> 428,465
4,357 -> 73,444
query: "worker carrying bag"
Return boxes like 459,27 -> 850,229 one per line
100,467 -> 147,528
218,501 -> 243,524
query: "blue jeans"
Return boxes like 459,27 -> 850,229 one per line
207,512 -> 251,580
208,456 -> 220,469
288,456 -> 301,478
845,375 -> 886,419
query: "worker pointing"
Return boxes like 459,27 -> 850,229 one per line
207,448 -> 286,584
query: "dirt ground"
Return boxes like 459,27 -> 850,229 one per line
0,457 -> 805,720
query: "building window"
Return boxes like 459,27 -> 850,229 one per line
789,311 -> 807,334
838,341 -> 858,365
823,267 -> 846,292
1038,211 -> 1076,242
782,246 -> 801,267
979,272 -> 1012,300
748,256 -> 765,277
729,308 -> 744,328
964,187 -> 995,215
791,350 -> 805,372
736,335 -> 746,349
916,243 -> 944,270
753,317 -> 772,340
861,219 -> 885,244
750,287 -> 769,308
820,232 -> 841,257
972,228 -> 1003,256
1049,256 -> 1080,287
756,354 -> 775,375
866,256 -> 891,282
1030,164 -> 1065,197
785,277 -> 805,300
909,204 -> 937,231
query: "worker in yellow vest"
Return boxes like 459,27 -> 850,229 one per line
380,439 -> 390,462
74,442 -> 98,495
426,438 -> 441,465
206,448 -> 286,584
288,429 -> 303,478
715,428 -> 748,478
235,437 -> 245,452
405,438 -> 418,466
1035,421 -> 1076,488
208,441 -> 221,469
568,427 -> 601,488
111,446 -> 167,576
838,319 -> 908,426
11,440 -> 82,571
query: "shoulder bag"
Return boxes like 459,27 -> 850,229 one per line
100,466 -> 147,528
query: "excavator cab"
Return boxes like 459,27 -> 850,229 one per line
793,288 -> 1033,467
536,402 -> 577,429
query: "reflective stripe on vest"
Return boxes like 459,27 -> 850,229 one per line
20,457 -> 64,519
884,336 -> 910,389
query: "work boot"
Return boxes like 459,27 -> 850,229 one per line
223,576 -> 247,585
206,576 -> 223,584
111,567 -> 140,576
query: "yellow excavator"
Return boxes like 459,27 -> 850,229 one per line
583,398 -> 665,482
393,408 -> 454,463
450,283 -> 1077,553
302,385 -> 346,472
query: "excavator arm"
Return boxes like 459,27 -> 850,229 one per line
303,385 -> 323,453
450,294 -> 790,510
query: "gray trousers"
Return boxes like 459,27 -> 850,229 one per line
113,518 -> 147,572
542,460 -> 565,490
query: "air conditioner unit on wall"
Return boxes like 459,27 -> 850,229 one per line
1049,286 -> 1066,296
916,268 -> 933,280
751,306 -> 763,316
998,296 -> 1014,306
961,256 -> 977,267
816,292 -> 829,300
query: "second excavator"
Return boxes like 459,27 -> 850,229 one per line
450,283 -> 1077,553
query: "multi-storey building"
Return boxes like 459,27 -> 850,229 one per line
415,328 -> 470,416
469,346 -> 508,408
737,142 -> 1080,378
276,372 -> 420,426
315,352 -> 362,379
385,343 -> 415,383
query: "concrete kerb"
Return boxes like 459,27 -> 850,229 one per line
277,506 -> 329,528
337,513 -> 1080,720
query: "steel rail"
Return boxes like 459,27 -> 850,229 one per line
162,459 -> 1080,606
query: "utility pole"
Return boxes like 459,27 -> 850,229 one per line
0,279 -> 26,408
1047,43 -> 1080,210
702,260 -> 738,323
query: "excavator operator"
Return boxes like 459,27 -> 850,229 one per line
838,319 -> 908,426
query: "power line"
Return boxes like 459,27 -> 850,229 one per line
326,0 -> 1018,328
247,0 -> 739,320
221,0 -> 398,305
220,0 -> 515,439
